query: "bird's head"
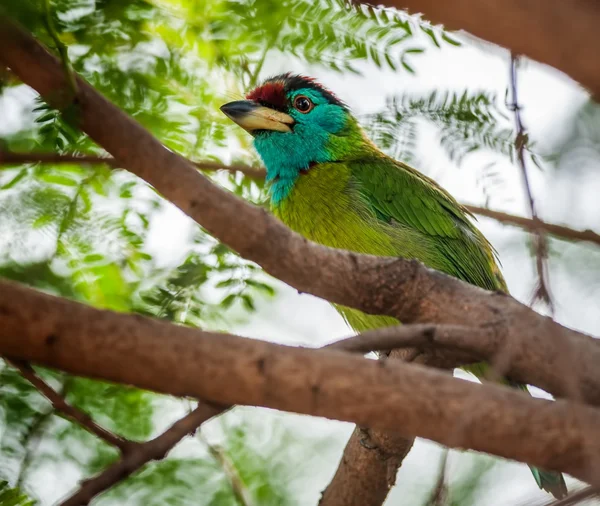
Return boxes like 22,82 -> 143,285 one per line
221,73 -> 366,203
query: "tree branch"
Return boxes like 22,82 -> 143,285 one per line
509,53 -> 553,310
464,206 -> 600,247
3,149 -> 599,247
319,349 -> 421,506
0,150 -> 266,180
545,486 -> 600,506
362,0 -> 600,99
59,403 -> 223,506
326,323 -> 477,355
199,431 -> 254,506
7,359 -> 134,454
319,424 -> 414,506
1,279 -> 600,486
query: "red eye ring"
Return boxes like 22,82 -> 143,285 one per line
293,95 -> 314,113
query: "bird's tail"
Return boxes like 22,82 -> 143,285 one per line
528,466 -> 567,499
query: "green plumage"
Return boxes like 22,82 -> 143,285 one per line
222,73 -> 567,499
273,154 -> 501,331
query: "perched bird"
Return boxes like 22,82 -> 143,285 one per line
221,73 -> 567,498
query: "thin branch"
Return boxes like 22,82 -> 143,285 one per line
545,486 -> 600,506
465,205 -> 600,247
59,403 -> 224,506
7,359 -> 134,453
43,0 -> 77,99
8,360 -> 229,503
428,450 -> 450,506
0,150 -> 266,180
16,376 -> 72,488
199,431 -> 254,506
509,53 -> 553,311
3,150 -> 600,247
325,323 -> 478,356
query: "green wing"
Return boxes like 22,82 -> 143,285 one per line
348,154 -> 506,292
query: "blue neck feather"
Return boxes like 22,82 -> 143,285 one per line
252,88 -> 348,205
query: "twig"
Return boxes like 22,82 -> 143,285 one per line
428,450 -> 450,506
16,376 -> 72,488
0,150 -> 266,180
464,205 -> 600,247
7,359 -> 133,453
43,0 -> 77,99
199,431 -> 254,506
326,323 -> 482,361
3,150 -> 600,247
509,54 -> 553,311
59,403 -> 225,506
544,486 -> 600,506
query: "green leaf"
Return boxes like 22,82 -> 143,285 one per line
38,173 -> 79,186
34,112 -> 55,124
1,168 -> 29,189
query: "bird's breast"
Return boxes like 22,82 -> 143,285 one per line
271,163 -> 397,256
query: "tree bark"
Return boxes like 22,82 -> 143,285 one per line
319,350 -> 418,506
367,0 -> 600,99
0,280 -> 600,486
1,15 -> 600,408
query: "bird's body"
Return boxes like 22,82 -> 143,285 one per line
272,154 -> 505,331
221,73 -> 567,498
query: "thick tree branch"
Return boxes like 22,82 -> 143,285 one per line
319,425 -> 414,506
319,349 -> 423,506
4,149 -> 600,247
1,280 -> 600,486
59,403 -> 223,506
364,0 -> 600,99
7,359 -> 134,454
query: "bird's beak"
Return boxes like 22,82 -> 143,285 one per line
220,100 -> 294,134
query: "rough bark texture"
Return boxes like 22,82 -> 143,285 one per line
1,280 -> 600,486
319,350 -> 418,506
319,426 -> 414,506
369,0 -> 600,98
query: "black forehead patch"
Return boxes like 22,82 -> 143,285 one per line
263,73 -> 347,109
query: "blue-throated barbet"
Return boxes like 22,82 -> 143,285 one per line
221,73 -> 567,498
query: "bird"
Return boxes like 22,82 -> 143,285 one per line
221,73 -> 567,499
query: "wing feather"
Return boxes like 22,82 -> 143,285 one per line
348,155 -> 506,291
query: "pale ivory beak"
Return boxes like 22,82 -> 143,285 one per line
220,100 -> 294,134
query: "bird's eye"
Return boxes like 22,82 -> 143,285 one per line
293,95 -> 313,113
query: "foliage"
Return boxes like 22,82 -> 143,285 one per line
365,90 -> 526,164
0,480 -> 36,506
